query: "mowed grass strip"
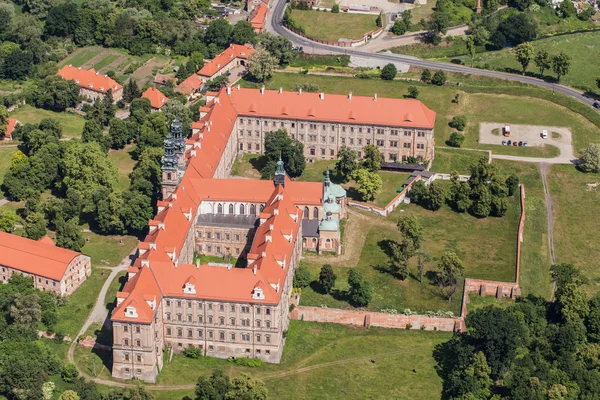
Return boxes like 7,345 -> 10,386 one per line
94,54 -> 121,71
549,164 -> 600,294
9,105 -> 86,138
64,48 -> 99,67
291,10 -> 379,41
107,147 -> 136,192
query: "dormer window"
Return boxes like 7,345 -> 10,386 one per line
252,287 -> 265,300
184,282 -> 196,295
125,306 -> 138,318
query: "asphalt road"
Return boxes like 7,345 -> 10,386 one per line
267,0 -> 597,108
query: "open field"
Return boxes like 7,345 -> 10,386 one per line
75,320 -> 452,399
430,147 -> 488,175
549,165 -> 600,294
455,32 -> 600,94
290,10 -> 380,41
81,232 -> 137,268
107,147 -> 136,192
9,105 -> 86,138
241,73 -> 599,158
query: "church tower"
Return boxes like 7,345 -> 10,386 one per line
161,120 -> 187,199
274,156 -> 286,187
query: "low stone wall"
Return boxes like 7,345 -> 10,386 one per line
285,23 -> 385,48
292,306 -> 464,332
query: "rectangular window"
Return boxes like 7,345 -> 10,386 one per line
321,148 -> 325,156
123,326 -> 128,333
376,140 -> 384,147
220,332 -> 225,341
209,331 -> 214,339
255,143 -> 260,150
135,326 -> 140,334
390,141 -> 398,147
403,143 -> 411,148
125,354 -> 130,361
391,129 -> 399,136
310,148 -> 315,156
404,131 -> 411,137
215,233 -> 221,240
198,330 -> 203,338
377,128 -> 384,135
206,232 -> 211,239
330,149 -> 334,156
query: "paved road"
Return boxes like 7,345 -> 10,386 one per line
267,0 -> 596,108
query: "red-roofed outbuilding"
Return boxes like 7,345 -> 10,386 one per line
142,87 -> 169,111
58,65 -> 123,102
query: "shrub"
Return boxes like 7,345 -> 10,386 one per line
293,264 -> 312,288
331,4 -> 339,12
420,69 -> 432,82
380,63 -> 397,80
407,86 -> 419,99
61,363 -> 79,383
405,324 -> 413,330
431,70 -> 447,86
183,346 -> 203,359
391,20 -> 407,35
447,132 -> 465,147
449,115 -> 467,131
233,357 -> 264,367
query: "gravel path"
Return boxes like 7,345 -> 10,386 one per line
538,162 -> 557,300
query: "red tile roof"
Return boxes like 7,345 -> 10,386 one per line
142,87 -> 169,110
0,232 -> 85,281
111,266 -> 162,323
197,44 -> 255,78
4,118 -> 17,140
175,74 -> 204,95
227,87 -> 436,129
249,3 -> 269,32
58,65 -> 122,94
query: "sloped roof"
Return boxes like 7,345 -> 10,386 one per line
58,65 -> 122,94
248,3 -> 268,32
111,266 -> 162,323
175,74 -> 204,95
4,118 -> 17,140
197,44 -> 255,78
142,87 -> 169,110
0,232 -> 85,281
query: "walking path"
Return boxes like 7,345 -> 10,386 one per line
538,162 -> 558,300
493,154 -> 576,164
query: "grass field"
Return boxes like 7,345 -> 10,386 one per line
9,105 -> 86,138
241,73 -> 597,158
94,54 -> 121,71
290,10 -> 379,41
75,320 -> 452,399
0,147 -> 17,183
81,232 -> 137,268
430,147 -> 489,175
455,32 -> 600,94
107,147 -> 136,192
467,293 -> 513,313
549,165 -> 600,294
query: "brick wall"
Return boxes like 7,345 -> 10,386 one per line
292,306 -> 464,332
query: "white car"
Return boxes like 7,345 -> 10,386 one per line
541,130 -> 548,139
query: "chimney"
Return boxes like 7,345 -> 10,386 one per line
174,260 -> 178,269
374,93 -> 378,101
237,84 -> 240,91
348,92 -> 352,99
319,93 -> 324,100
196,259 -> 200,269
278,87 -> 282,94
253,265 -> 257,275
299,88 -> 302,95
226,86 -> 231,95
104,74 -> 107,78
260,85 -> 265,95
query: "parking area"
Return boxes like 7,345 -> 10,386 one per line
479,122 -> 575,159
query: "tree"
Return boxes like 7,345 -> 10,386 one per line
505,174 -> 520,196
120,190 -> 154,234
534,49 -> 552,79
1,49 -> 33,80
331,4 -> 340,12
194,370 -> 267,400
496,13 -> 537,46
260,33 -> 295,65
31,76 -> 79,112
0,209 -> 18,233
293,264 -> 311,288
380,63 -> 397,80
351,168 -> 382,201
318,264 -> 336,294
395,214 -> 424,271
406,86 -> 419,99
514,42 -> 534,75
552,52 -> 571,82
108,118 -> 133,150
231,21 -> 256,45
262,129 -> 305,178
556,281 -> 589,323
391,20 -> 407,35
203,18 -> 233,48
102,89 -> 116,124
376,13 -> 383,27
58,390 -> 80,400
449,115 -> 467,131
428,180 -> 446,211
61,364 -> 79,383
123,79 -> 141,103
558,0 -> 577,17
204,74 -> 229,92
361,144 -> 384,172
0,105 -> 8,139
93,188 -> 125,234
435,251 -> 464,301
466,36 -> 476,67
82,120 -> 107,150
448,132 -> 465,147
402,9 -> 412,27
24,212 -> 47,240
11,293 -> 41,327
347,269 -> 373,307
409,180 -> 429,206
335,146 -> 358,182
421,69 -> 432,83
579,143 -> 600,173
45,2 -> 79,37
431,70 -> 446,86
246,49 -> 277,83
162,100 -> 191,125
55,217 -> 84,252
227,373 -> 268,400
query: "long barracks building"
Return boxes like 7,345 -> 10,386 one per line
110,87 -> 435,382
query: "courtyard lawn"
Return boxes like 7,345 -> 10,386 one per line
455,32 -> 600,94
81,232 -> 137,268
466,293 -> 513,313
9,105 -> 86,138
290,10 -> 380,42
549,165 -> 600,294
430,147 -> 489,175
107,147 -> 136,192
343,171 -> 411,207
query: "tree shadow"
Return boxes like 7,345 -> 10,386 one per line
377,239 -> 398,260
106,274 -> 128,315
330,288 -> 351,304
249,155 -> 268,172
309,280 -> 327,295
345,187 -> 362,202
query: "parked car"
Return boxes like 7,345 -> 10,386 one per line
518,141 -> 523,146
524,141 -> 528,146
593,101 -> 600,110
502,140 -> 507,145
541,130 -> 548,139
513,141 -> 518,146
507,140 -> 512,146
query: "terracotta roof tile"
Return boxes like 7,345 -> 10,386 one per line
142,87 -> 169,110
198,44 -> 254,78
4,118 -> 17,140
58,65 -> 122,94
175,74 -> 204,95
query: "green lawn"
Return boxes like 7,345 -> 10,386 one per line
107,147 -> 136,192
457,31 -> 600,94
466,293 -> 513,313
63,48 -> 100,67
430,147 -> 489,175
9,105 -> 86,138
290,10 -> 379,41
0,147 -> 18,183
94,54 -> 121,71
549,165 -> 600,294
81,232 -> 137,268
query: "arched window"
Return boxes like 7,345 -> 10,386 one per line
313,207 -> 319,219
250,204 -> 256,215
312,238 -> 317,244
167,172 -> 172,180
229,204 -> 234,214
240,204 -> 245,215
217,204 -> 223,214
304,207 -> 309,218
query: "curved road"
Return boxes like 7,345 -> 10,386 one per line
267,0 -> 596,107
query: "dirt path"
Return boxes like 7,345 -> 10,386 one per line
538,162 -> 557,299
301,208 -> 396,267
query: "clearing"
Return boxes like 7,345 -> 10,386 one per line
290,10 -> 380,41
9,105 -> 86,138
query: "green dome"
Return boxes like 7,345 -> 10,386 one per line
319,216 -> 340,231
324,183 -> 346,199
324,201 -> 340,214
